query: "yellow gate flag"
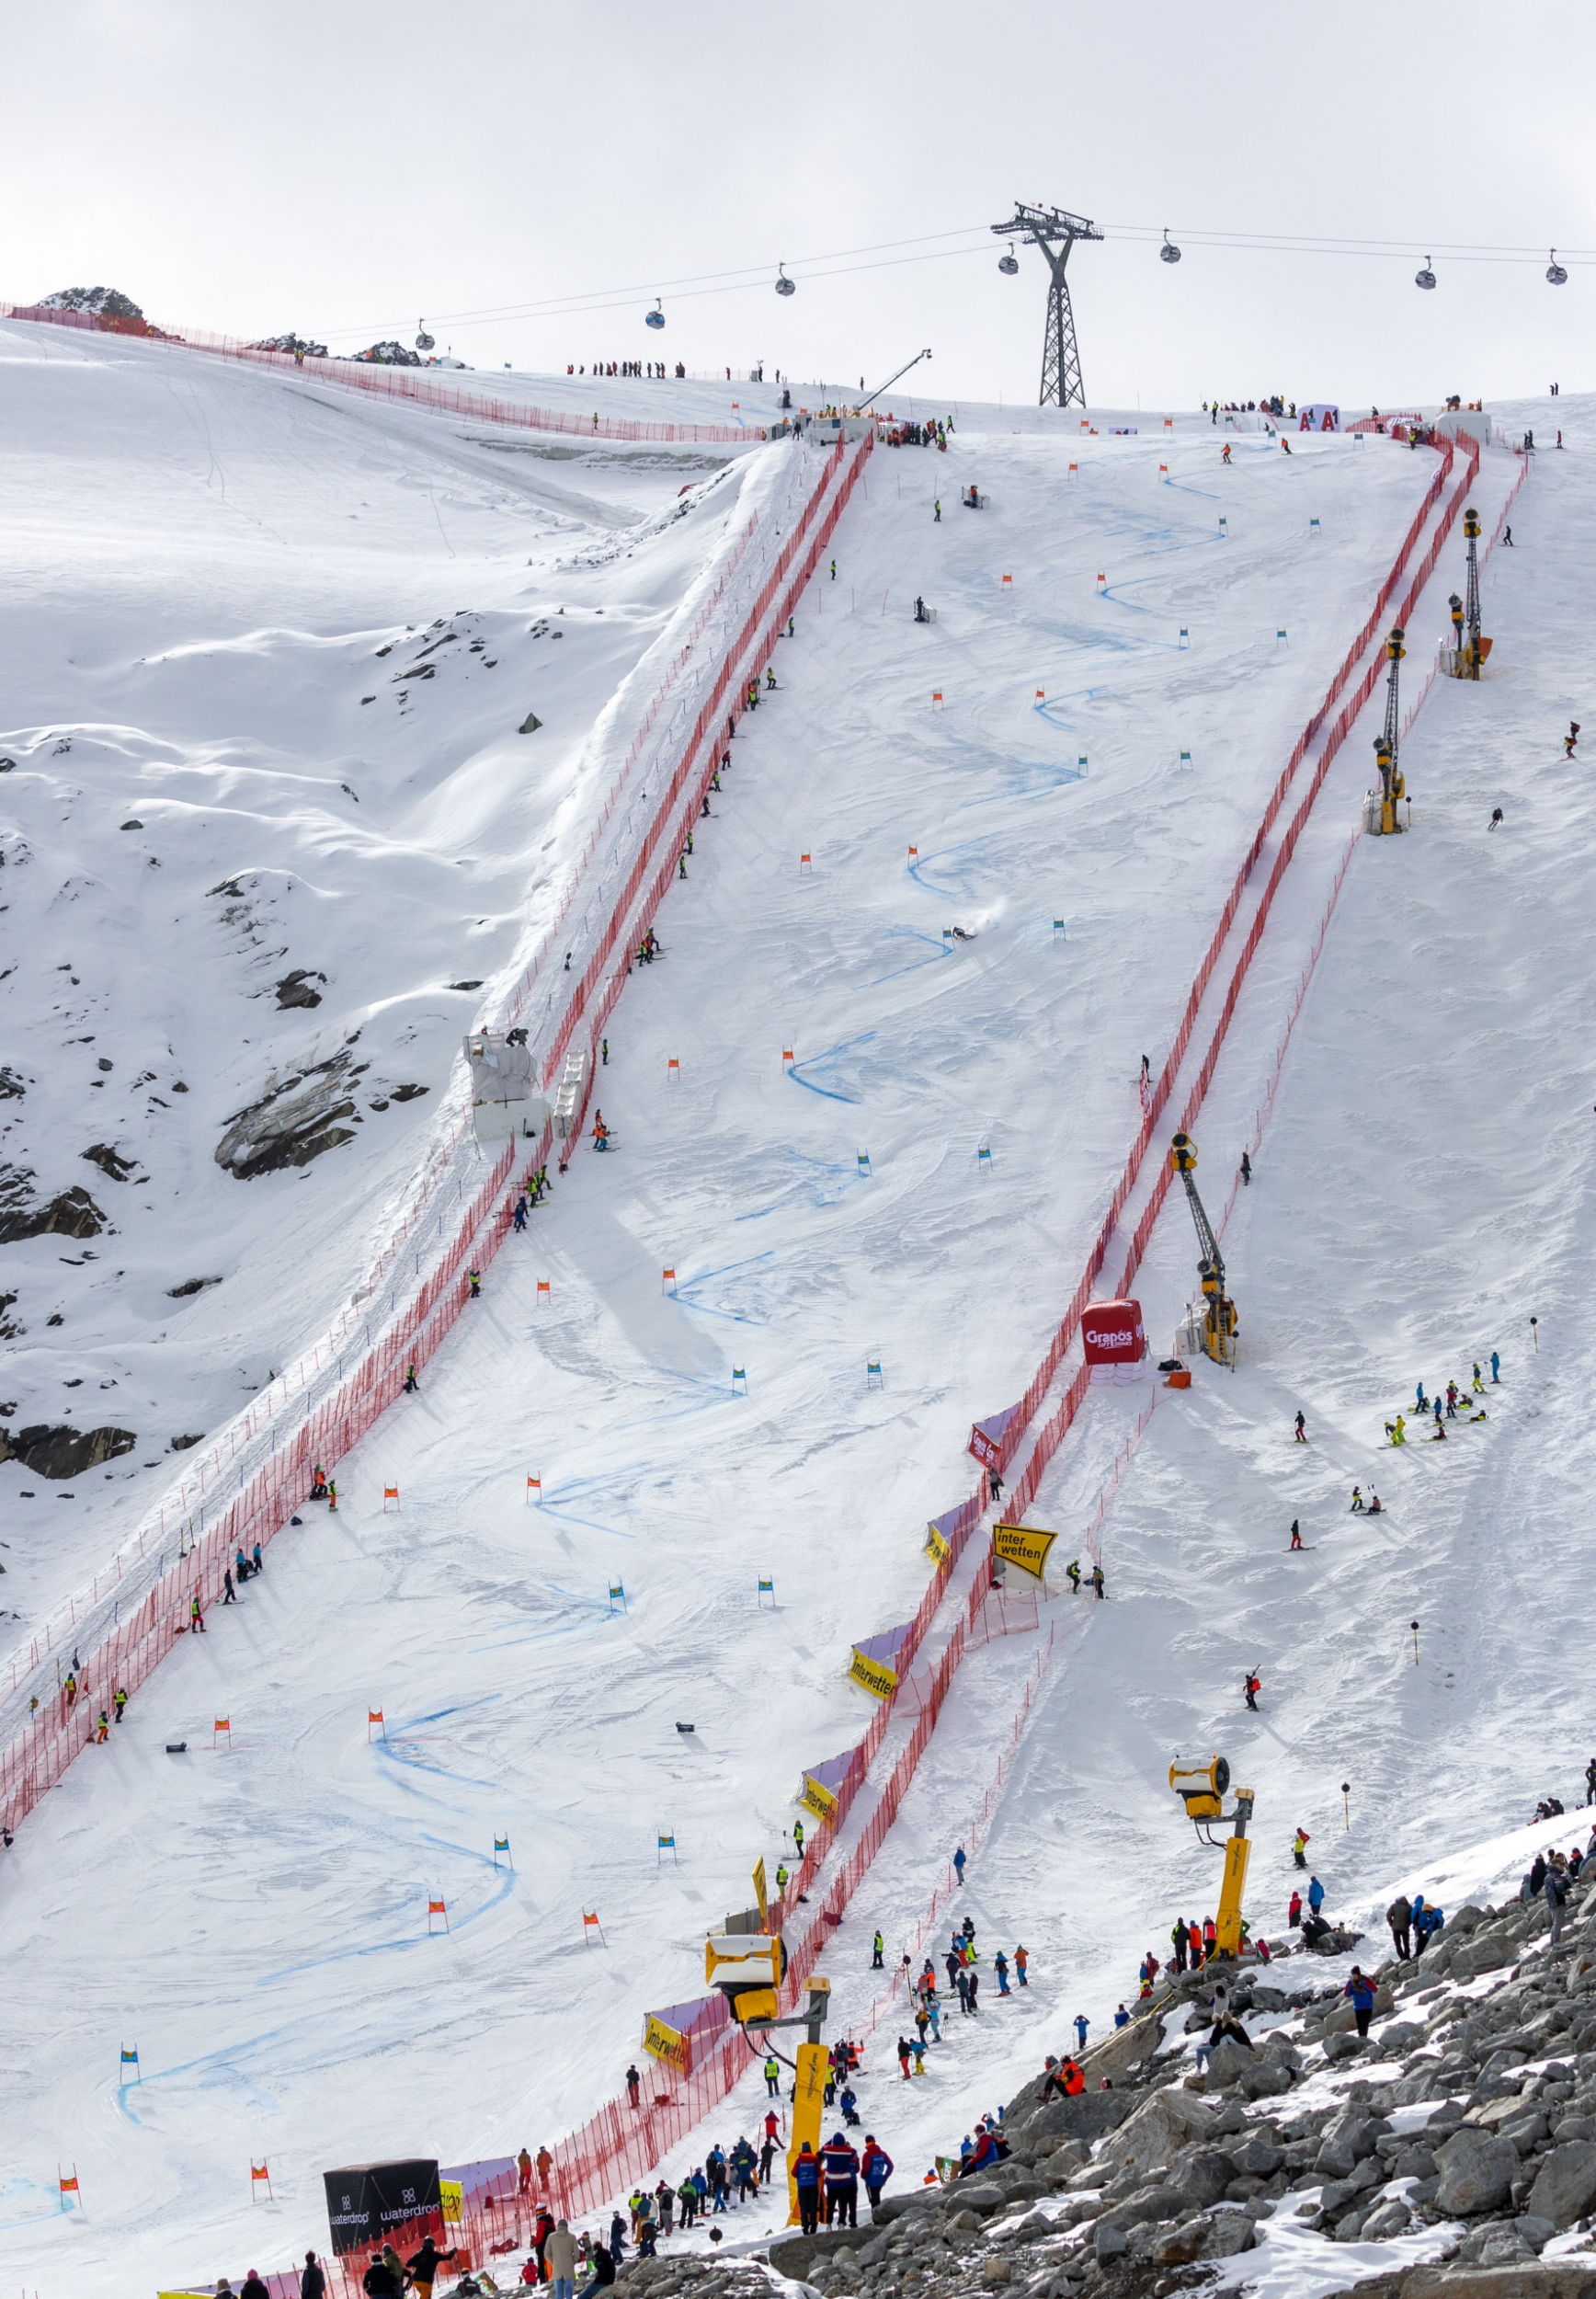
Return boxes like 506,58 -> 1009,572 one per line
753,1856 -> 769,1926
993,1522 -> 1058,1582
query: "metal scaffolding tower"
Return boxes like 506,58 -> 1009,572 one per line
989,201 -> 1103,408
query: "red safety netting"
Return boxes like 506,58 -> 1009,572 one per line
0,302 -> 767,446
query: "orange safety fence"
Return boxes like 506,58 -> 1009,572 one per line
0,301 -> 769,446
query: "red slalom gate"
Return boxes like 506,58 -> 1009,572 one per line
0,301 -> 765,447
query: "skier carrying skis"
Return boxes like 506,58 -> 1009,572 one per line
1243,1671 -> 1261,1711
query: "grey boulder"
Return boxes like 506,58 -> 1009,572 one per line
1435,2126 -> 1522,2215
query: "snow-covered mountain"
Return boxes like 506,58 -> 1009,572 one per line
2,311 -> 1590,2299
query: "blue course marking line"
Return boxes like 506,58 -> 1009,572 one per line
786,1032 -> 876,1104
114,2023 -> 295,2123
870,926 -> 952,986
671,1248 -> 778,1324
1163,477 -> 1223,500
261,1855 -> 519,1984
736,1150 -> 859,1221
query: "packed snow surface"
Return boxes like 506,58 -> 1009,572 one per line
0,322 -> 1590,2299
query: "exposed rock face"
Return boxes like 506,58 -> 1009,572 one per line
275,969 -> 326,1009
0,1172 -> 106,1242
215,1052 -> 364,1178
0,1424 -> 135,1479
83,1143 -> 140,1183
40,285 -> 144,321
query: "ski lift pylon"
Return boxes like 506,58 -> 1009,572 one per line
1415,257 -> 1437,291
1159,229 -> 1182,265
775,263 -> 795,298
415,318 -> 436,351
1547,248 -> 1568,286
644,298 -> 666,331
998,243 -> 1020,276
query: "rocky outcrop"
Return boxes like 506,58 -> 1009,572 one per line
0,1424 -> 135,1479
0,1171 -> 106,1242
215,1051 -> 365,1178
275,969 -> 326,1009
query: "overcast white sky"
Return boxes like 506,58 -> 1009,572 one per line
6,0 -> 1591,409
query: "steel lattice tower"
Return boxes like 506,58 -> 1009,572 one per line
990,202 -> 1103,407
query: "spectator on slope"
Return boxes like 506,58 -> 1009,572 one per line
1188,1918 -> 1203,1965
1240,1150 -> 1251,1185
995,1950 -> 1010,1996
546,2220 -> 577,2299
241,2274 -> 271,2299
953,1843 -> 967,1886
1387,1893 -> 1413,1960
626,2065 -> 641,2110
1066,1559 -> 1082,1593
1170,1916 -> 1189,1973
405,2236 -> 458,2299
1243,1671 -> 1261,1711
583,2242 -> 616,2293
1115,2002 -> 1130,2027
861,2135 -> 894,2208
1074,2011 -> 1089,2052
1090,1564 -> 1106,1598
361,2256 -> 401,2299
1203,1915 -> 1217,1962
1343,1967 -> 1379,2039
1294,1410 -> 1307,1443
1288,1888 -> 1303,1927
300,2253 -> 326,2299
839,2080 -> 861,2126
968,1969 -> 981,2013
822,2131 -> 860,2225
1491,1352 -> 1500,1382
898,2033 -> 913,2077
793,2143 -> 822,2235
1307,1875 -> 1326,1918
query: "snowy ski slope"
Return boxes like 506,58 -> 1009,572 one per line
1,328 -> 1587,2299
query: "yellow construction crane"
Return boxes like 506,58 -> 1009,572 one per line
1169,1753 -> 1254,1957
1443,509 -> 1490,681
1169,1133 -> 1237,1366
705,1927 -> 831,2224
1371,625 -> 1408,834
